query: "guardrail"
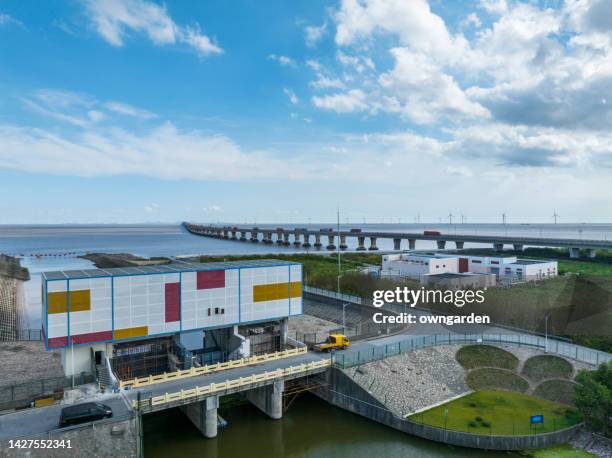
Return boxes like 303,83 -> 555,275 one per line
304,285 -> 363,304
120,346 -> 307,389
334,333 -> 612,369
131,359 -> 331,409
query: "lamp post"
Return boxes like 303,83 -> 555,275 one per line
544,312 -> 552,353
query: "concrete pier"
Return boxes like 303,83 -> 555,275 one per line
282,232 -> 291,246
246,379 -> 284,420
250,229 -> 259,242
263,231 -> 273,244
276,229 -> 284,244
181,396 -> 219,438
223,229 -> 229,239
570,247 -> 580,258
314,233 -> 322,249
588,249 -> 597,258
513,244 -> 524,251
369,237 -> 378,251
231,230 -> 237,240
455,241 -> 464,249
326,235 -> 336,250
339,235 -> 348,250
356,236 -> 366,251
493,243 -> 504,252
293,230 -> 302,247
408,239 -> 416,250
436,240 -> 446,249
240,231 -> 247,241
302,233 -> 311,248
393,238 -> 401,250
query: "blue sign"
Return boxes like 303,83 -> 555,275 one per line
530,415 -> 544,424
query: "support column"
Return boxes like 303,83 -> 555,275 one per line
250,229 -> 259,242
314,233 -> 322,249
436,240 -> 446,249
276,230 -> 284,244
588,249 -> 597,258
246,380 -> 284,420
263,231 -> 273,244
408,239 -> 416,250
282,232 -> 291,246
231,230 -> 237,240
356,236 -> 366,251
181,396 -> 219,438
326,234 -> 336,250
293,231 -> 302,247
569,247 -> 580,258
369,237 -> 378,251
339,235 -> 348,250
223,229 -> 229,239
302,233 -> 311,248
240,231 -> 247,241
280,318 -> 288,348
493,243 -> 504,252
455,241 -> 464,249
393,238 -> 401,250
513,244 -> 524,251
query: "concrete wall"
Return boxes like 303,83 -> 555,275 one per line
0,415 -> 139,458
315,367 -> 581,451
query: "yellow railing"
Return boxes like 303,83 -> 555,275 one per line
120,346 -> 308,389
131,359 -> 331,409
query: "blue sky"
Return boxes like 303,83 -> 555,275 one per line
0,0 -> 611,224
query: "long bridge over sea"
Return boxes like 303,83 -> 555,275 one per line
184,223 -> 612,258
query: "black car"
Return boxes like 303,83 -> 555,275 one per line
59,402 -> 113,427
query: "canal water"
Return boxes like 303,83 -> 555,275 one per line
143,395 -> 507,458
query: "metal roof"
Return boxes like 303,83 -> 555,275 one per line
42,259 -> 300,280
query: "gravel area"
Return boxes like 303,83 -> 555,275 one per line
0,341 -> 64,386
344,345 -> 470,417
571,430 -> 612,458
288,314 -> 338,338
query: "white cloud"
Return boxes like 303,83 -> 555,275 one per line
0,13 -> 22,27
268,54 -> 296,67
283,88 -> 299,104
305,22 -> 327,47
310,74 -> 345,90
84,0 -> 222,57
105,101 -> 157,119
460,13 -> 482,29
312,89 -> 368,113
306,59 -> 322,71
478,0 -> 508,15
144,202 -> 159,212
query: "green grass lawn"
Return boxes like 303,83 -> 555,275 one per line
408,390 -> 581,436
519,444 -> 597,458
466,368 -> 529,392
533,379 -> 577,406
522,355 -> 574,382
456,345 -> 519,370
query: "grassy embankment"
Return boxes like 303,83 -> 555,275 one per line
408,390 -> 580,435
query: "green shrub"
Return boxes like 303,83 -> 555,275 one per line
456,345 -> 519,370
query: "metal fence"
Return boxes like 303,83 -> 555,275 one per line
333,333 -> 612,369
0,373 -> 96,409
15,328 -> 43,341
304,285 -> 363,305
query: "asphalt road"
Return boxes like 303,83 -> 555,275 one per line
0,394 -> 131,440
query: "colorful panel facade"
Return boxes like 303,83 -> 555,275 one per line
43,262 -> 302,349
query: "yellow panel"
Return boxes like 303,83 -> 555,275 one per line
253,281 -> 302,302
47,289 -> 91,314
114,326 -> 149,340
48,292 -> 68,314
69,290 -> 91,312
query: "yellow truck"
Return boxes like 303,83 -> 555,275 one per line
313,334 -> 351,352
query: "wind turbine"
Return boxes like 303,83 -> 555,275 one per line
448,211 -> 454,225
552,210 -> 559,225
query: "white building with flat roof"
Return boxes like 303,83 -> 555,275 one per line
382,253 -> 458,279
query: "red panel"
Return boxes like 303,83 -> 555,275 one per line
48,336 -> 68,348
197,270 -> 225,290
165,282 -> 180,323
71,330 -> 113,345
459,258 -> 468,273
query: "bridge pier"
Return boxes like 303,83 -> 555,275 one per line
231,230 -> 237,240
263,231 -> 273,244
181,395 -> 219,438
436,240 -> 446,250
588,249 -> 597,258
282,232 -> 291,246
408,239 -> 416,250
356,236 -> 366,251
339,235 -> 348,250
493,243 -> 504,252
240,231 -> 247,241
393,238 -> 401,250
455,241 -> 464,249
293,231 -> 302,247
513,244 -> 524,251
569,247 -> 580,258
302,233 -> 311,248
250,229 -> 259,242
314,233 -> 322,249
223,229 -> 229,239
369,237 -> 378,251
276,229 -> 284,244
246,379 -> 284,420
326,235 -> 336,250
